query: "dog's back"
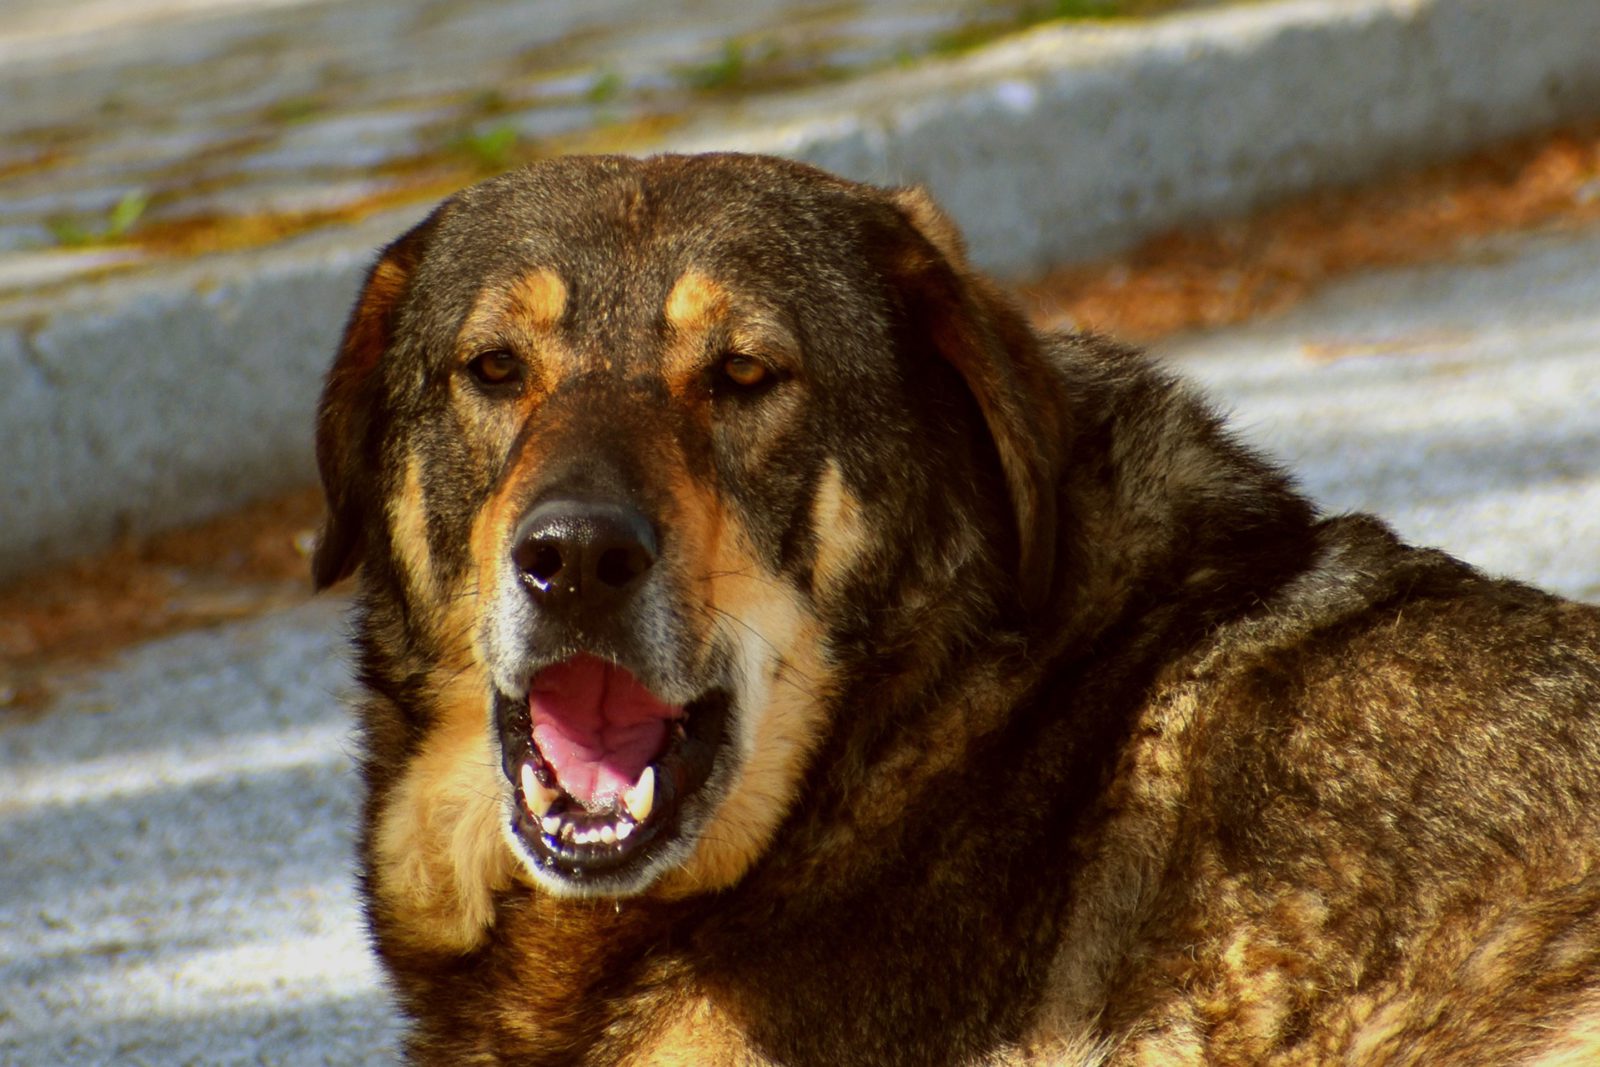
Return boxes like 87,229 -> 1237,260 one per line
1027,477 -> 1600,1063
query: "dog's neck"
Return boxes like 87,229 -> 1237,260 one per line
725,344 -> 1319,905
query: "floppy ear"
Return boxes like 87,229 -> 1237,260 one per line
312,229 -> 426,590
886,187 -> 1065,611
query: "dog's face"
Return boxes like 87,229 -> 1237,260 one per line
315,155 -> 1061,914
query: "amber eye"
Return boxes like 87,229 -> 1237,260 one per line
466,350 -> 522,388
719,354 -> 769,389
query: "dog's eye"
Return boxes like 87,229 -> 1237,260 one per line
717,354 -> 770,391
466,350 -> 523,389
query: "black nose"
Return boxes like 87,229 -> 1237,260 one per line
511,498 -> 658,609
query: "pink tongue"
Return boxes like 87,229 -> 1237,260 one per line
529,655 -> 681,809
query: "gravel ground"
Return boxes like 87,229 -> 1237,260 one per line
2,223 -> 1597,1065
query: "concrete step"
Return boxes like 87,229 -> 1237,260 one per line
2,0 -> 1599,579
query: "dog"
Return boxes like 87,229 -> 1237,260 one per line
312,152 -> 1600,1065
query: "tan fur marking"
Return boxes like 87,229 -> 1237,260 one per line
506,267 -> 568,333
368,465 -> 515,955
664,268 -> 730,335
1530,994 -> 1600,1066
623,995 -> 768,1067
658,477 -> 833,897
388,447 -> 434,598
460,266 -> 568,340
809,458 -> 868,599
466,392 -> 554,627
660,269 -> 803,400
371,667 -> 514,955
670,594 -> 826,895
661,268 -> 735,389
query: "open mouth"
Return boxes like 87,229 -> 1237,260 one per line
496,654 -> 729,886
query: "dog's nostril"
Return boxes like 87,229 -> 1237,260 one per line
525,543 -> 565,588
597,545 -> 649,589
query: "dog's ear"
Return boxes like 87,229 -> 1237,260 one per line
885,187 -> 1064,611
312,228 -> 426,590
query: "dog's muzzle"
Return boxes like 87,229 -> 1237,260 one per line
491,494 -> 733,893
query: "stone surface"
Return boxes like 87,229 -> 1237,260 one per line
3,0 -> 1600,578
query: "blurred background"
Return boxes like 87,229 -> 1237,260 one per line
2,1 -> 1598,1063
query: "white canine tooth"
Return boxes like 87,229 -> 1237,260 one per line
599,824 -> 616,845
519,763 -> 561,818
616,822 -> 634,841
623,766 -> 656,823
541,815 -> 561,837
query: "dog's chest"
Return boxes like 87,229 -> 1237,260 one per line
611,992 -> 761,1066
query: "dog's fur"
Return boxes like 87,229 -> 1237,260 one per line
314,153 -> 1600,1065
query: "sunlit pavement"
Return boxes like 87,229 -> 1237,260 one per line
1166,225 -> 1600,604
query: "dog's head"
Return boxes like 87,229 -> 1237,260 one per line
315,154 -> 1063,918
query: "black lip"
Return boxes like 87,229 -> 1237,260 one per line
494,683 -> 730,885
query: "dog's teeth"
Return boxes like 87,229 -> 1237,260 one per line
599,824 -> 616,845
623,766 -> 655,823
541,815 -> 561,837
520,763 -> 561,818
616,821 -> 635,841
561,822 -> 576,843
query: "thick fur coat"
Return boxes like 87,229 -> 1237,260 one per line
313,153 -> 1600,1065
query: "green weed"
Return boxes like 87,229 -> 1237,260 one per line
680,41 -> 746,92
586,71 -> 624,105
452,124 -> 521,170
48,189 -> 149,247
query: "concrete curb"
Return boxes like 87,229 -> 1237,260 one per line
4,0 -> 1599,579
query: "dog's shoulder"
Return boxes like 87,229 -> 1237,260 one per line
1048,504 -> 1600,1061
1020,333 -> 1600,1064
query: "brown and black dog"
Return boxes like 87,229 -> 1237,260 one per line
313,153 -> 1600,1065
